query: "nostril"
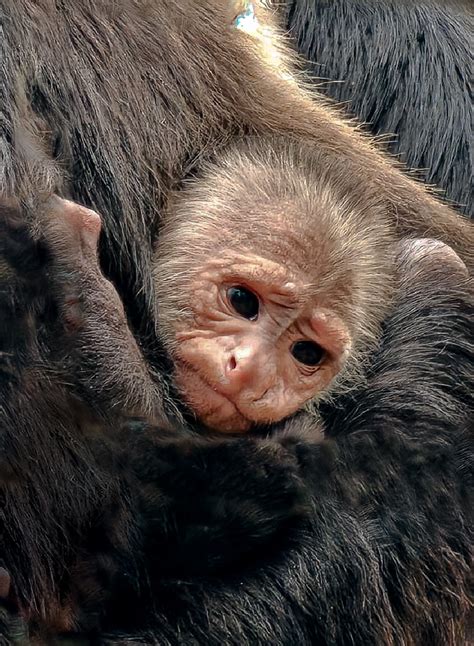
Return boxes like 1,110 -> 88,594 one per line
228,356 -> 237,371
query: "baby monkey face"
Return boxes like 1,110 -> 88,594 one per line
171,253 -> 352,433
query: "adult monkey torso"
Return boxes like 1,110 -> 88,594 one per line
0,0 -> 472,642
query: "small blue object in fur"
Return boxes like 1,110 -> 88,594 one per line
234,1 -> 258,33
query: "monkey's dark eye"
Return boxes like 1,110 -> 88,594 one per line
291,341 -> 325,367
227,286 -> 259,320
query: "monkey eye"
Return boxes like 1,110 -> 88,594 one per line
227,286 -> 259,320
291,340 -> 325,367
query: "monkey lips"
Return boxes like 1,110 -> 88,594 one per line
173,361 -> 254,433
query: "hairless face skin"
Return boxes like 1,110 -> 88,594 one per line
168,254 -> 352,432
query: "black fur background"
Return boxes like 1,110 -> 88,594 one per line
285,0 -> 473,217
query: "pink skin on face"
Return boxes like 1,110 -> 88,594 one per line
172,254 -> 352,433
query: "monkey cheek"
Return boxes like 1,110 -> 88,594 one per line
173,359 -> 323,433
171,349 -> 326,432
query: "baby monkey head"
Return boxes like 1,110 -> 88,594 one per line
154,138 -> 393,433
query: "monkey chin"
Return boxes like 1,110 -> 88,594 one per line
173,363 -> 255,434
202,406 -> 254,435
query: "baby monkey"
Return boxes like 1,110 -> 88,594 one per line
40,137 -> 465,433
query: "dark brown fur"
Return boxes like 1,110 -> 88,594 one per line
0,0 -> 472,643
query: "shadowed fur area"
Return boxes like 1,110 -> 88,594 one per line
0,204 -> 472,644
0,207 -> 314,639
0,0 -> 472,643
284,0 -> 473,217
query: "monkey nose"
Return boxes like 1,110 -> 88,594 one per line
223,344 -> 272,394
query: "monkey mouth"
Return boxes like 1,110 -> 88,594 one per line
173,361 -> 252,433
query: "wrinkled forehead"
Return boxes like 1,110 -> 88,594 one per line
160,140 -> 371,284
197,249 -> 303,289
190,243 -> 355,311
163,176 -> 350,278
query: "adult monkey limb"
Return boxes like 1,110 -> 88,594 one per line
0,0 -> 472,642
0,196 -> 472,644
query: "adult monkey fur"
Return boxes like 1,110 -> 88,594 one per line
0,0 -> 472,642
1,196 -> 473,644
284,0 -> 473,218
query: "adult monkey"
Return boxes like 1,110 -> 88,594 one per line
1,205 -> 472,644
284,0 -> 473,217
0,0 -> 472,644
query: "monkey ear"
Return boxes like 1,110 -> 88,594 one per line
232,1 -> 259,34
